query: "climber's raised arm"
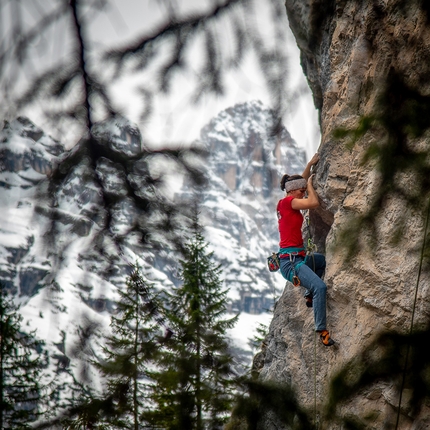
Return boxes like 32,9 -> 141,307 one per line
290,174 -> 320,210
301,153 -> 319,180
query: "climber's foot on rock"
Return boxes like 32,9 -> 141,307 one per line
318,330 -> 335,346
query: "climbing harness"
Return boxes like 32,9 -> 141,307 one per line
282,212 -> 317,286
289,253 -> 302,286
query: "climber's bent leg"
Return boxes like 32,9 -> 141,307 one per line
305,252 -> 326,278
296,263 -> 327,332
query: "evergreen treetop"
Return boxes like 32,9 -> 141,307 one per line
91,267 -> 164,429
147,218 -> 239,430
0,289 -> 47,429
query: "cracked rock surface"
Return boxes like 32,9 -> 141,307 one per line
255,1 -> 430,428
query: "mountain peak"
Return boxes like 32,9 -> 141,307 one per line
92,115 -> 143,157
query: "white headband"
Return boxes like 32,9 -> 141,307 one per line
284,178 -> 307,192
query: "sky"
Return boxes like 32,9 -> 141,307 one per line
94,0 -> 321,160
1,0 -> 320,160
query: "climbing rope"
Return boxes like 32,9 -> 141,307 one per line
305,211 -> 319,427
314,330 -> 317,427
395,200 -> 430,429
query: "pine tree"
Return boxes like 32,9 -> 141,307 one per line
248,323 -> 269,352
90,267 -> 163,429
147,218 -> 239,430
33,269 -> 166,430
0,288 -> 47,429
33,321 -> 116,430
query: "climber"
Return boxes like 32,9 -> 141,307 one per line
277,153 -> 334,346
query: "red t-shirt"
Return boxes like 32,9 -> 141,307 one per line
277,196 -> 304,248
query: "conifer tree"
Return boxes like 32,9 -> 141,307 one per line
248,322 -> 269,353
33,321 -> 116,430
34,268 -> 166,429
147,217 -> 239,430
91,267 -> 163,429
0,289 -> 47,429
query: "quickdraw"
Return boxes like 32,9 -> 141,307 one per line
289,253 -> 301,287
305,214 -> 318,254
305,213 -> 317,273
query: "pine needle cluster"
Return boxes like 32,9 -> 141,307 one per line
146,223 -> 239,430
0,289 -> 48,429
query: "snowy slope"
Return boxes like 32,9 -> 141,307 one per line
0,103 -> 307,379
0,117 -> 176,392
181,100 -> 306,314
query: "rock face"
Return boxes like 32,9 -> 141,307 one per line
0,117 -> 64,296
256,2 -> 430,428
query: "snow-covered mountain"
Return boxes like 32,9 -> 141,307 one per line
184,100 -> 306,314
0,101 -> 306,375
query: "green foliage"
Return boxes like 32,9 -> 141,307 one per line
227,326 -> 430,428
94,267 -> 162,429
227,380 -> 314,430
248,322 -> 269,352
329,35 -> 430,428
333,115 -> 376,150
39,380 -> 112,430
323,327 -> 430,428
227,6 -> 430,429
0,288 -> 47,429
147,217 -> 239,429
1,0 -> 294,276
33,268 -> 164,429
61,267 -> 163,429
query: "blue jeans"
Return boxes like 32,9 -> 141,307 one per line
280,253 -> 327,332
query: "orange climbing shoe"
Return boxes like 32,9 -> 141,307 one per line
319,330 -> 335,346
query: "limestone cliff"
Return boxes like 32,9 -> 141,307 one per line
255,1 -> 430,428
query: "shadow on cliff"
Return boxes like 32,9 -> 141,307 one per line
227,326 -> 430,429
333,70 -> 430,263
325,326 -> 430,428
